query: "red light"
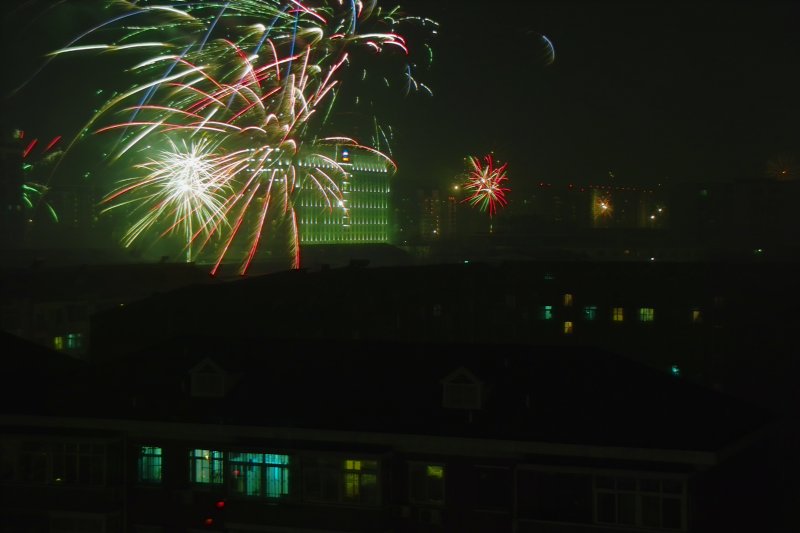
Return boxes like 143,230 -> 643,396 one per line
204,517 -> 214,527
215,500 -> 225,509
232,469 -> 240,477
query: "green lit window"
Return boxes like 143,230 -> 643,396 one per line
612,307 -> 624,322
343,459 -> 378,504
639,307 -> 655,322
229,452 -> 289,498
189,449 -> 223,485
65,333 -> 83,350
137,446 -> 162,483
409,463 -> 445,504
583,306 -> 598,321
540,305 -> 553,320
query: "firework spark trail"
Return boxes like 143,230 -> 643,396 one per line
462,155 -> 510,218
19,133 -> 63,223
40,0 -> 434,272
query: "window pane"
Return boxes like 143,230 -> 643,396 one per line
662,480 -> 683,494
617,477 -> 636,490
596,476 -> 615,489
641,494 -> 661,527
410,464 -> 445,504
639,478 -> 660,492
596,493 -> 616,523
662,497 -> 683,529
138,446 -> 162,483
617,493 -> 636,525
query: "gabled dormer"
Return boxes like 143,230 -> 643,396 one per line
441,366 -> 483,410
188,357 -> 227,398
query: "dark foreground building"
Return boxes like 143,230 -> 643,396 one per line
0,333 -> 776,533
90,261 -> 800,415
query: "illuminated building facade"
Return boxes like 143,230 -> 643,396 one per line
295,145 -> 392,245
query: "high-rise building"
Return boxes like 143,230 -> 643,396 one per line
418,189 -> 442,240
295,145 -> 392,245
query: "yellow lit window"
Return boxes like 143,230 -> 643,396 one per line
612,307 -> 624,322
563,293 -> 573,307
563,321 -> 574,334
410,463 -> 445,504
691,309 -> 702,323
639,307 -> 655,322
343,459 -> 378,502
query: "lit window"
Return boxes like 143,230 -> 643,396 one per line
342,459 -> 379,504
53,336 -> 64,351
612,307 -> 624,322
409,463 -> 445,504
540,305 -> 553,320
138,446 -> 162,483
639,308 -> 655,322
563,293 -> 573,307
189,449 -> 224,485
583,306 -> 598,321
229,452 -> 290,498
691,309 -> 702,323
65,333 -> 83,350
563,321 -> 574,335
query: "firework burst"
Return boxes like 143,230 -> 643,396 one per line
462,154 -> 510,217
102,138 -> 236,262
42,0 -> 432,273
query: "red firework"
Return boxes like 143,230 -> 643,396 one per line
462,154 -> 510,217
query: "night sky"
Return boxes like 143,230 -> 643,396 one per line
4,1 -> 800,195
392,1 -> 800,192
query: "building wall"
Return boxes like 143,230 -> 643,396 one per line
295,145 -> 392,245
2,423 -> 745,533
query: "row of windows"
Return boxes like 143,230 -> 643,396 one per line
298,199 -> 389,209
139,447 -> 445,506
518,471 -> 686,531
53,332 -> 84,351
554,293 -> 705,321
301,217 -> 388,225
540,305 -> 702,324
1,442 -> 685,529
3,441 -> 107,486
301,235 -> 389,244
